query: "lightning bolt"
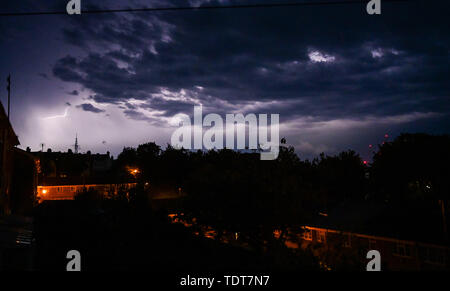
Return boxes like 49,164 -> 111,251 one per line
43,107 -> 69,120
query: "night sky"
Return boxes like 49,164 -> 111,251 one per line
1,0 -> 449,160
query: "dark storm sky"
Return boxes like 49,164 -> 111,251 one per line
0,0 -> 449,160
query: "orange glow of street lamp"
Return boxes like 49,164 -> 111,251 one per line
127,166 -> 140,175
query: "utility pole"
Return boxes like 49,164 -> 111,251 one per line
6,74 -> 10,120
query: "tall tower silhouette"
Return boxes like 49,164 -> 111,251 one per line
74,134 -> 79,154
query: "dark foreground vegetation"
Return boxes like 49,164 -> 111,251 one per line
32,133 -> 450,271
33,198 -> 319,271
114,133 -> 450,243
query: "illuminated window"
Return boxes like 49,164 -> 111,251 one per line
316,230 -> 326,243
302,229 -> 312,241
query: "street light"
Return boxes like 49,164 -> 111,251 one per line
126,166 -> 140,176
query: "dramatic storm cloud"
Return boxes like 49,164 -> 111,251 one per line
1,0 -> 449,158
76,103 -> 105,113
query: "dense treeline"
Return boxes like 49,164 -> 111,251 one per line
105,134 -> 445,249
371,133 -> 450,202
115,143 -> 365,221
112,133 -> 450,242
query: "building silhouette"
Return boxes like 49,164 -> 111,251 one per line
0,101 -> 37,215
0,101 -> 19,215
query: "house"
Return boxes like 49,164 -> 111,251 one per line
28,149 -> 136,201
0,101 -> 37,216
37,182 -> 137,201
285,201 -> 450,270
10,148 -> 38,214
29,150 -> 113,181
297,225 -> 450,271
0,101 -> 20,215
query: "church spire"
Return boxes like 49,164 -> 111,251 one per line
74,133 -> 79,154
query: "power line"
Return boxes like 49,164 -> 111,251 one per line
0,0 -> 411,17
